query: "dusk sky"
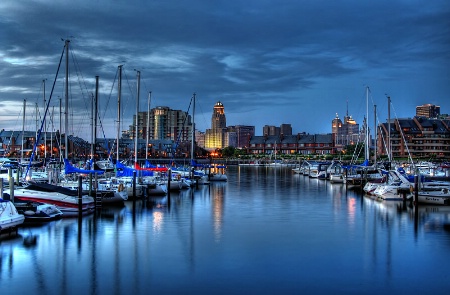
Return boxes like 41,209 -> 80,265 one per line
1,1 -> 449,140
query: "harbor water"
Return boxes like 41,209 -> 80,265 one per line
1,166 -> 450,295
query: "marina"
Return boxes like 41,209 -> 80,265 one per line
1,165 -> 450,295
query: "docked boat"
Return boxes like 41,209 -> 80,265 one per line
13,182 -> 95,215
0,199 -> 25,232
209,172 -> 228,182
13,201 -> 63,222
413,188 -> 450,205
59,179 -> 128,206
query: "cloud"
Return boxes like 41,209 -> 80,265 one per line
0,0 -> 449,139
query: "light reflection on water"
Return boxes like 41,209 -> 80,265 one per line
1,165 -> 450,295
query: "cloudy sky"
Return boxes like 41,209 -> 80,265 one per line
1,0 -> 449,140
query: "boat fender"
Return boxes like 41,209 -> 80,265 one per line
118,183 -> 124,192
177,174 -> 181,180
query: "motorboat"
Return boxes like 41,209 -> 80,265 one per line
13,200 -> 63,222
0,199 -> 25,232
413,188 -> 450,205
12,182 -> 95,216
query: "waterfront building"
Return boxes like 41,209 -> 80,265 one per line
377,116 -> 450,159
416,103 -> 440,118
248,133 -> 334,155
128,106 -> 192,142
205,101 -> 227,150
280,124 -> 292,136
226,125 -> 255,148
0,129 -> 89,160
195,130 -> 205,149
95,138 -> 176,159
263,125 -> 280,136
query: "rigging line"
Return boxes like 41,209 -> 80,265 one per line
69,48 -> 92,137
390,101 -> 414,166
374,107 -> 391,162
122,68 -> 135,130
24,43 -> 66,180
101,68 -> 118,122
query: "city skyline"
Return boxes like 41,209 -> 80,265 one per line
1,1 -> 449,140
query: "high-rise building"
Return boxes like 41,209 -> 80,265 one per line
416,104 -> 440,118
280,124 -> 292,135
227,125 -> 255,148
129,106 -> 192,142
263,125 -> 280,136
332,107 -> 360,148
205,101 -> 227,150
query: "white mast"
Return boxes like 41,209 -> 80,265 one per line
43,79 -> 47,160
373,104 -> 377,164
145,91 -> 151,160
59,97 -> 62,162
191,93 -> 196,164
116,65 -> 122,163
64,39 -> 69,159
387,95 -> 391,162
135,70 -> 140,164
93,76 -> 99,162
21,99 -> 26,161
365,86 -> 370,161
51,106 -> 54,159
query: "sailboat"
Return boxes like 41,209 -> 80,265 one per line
343,87 -> 383,187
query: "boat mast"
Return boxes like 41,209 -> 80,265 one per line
51,106 -> 54,159
92,76 -> 99,162
365,86 -> 370,161
145,91 -> 151,160
35,103 -> 38,142
64,39 -> 69,159
373,104 -> 377,164
59,97 -> 62,162
191,93 -> 196,164
135,70 -> 140,165
116,65 -> 122,163
21,99 -> 26,161
43,79 -> 47,160
387,95 -> 391,162
190,93 -> 196,180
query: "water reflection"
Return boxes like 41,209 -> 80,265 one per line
2,166 -> 450,295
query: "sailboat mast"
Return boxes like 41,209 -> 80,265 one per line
59,97 -> 62,162
135,70 -> 140,164
117,65 -> 122,163
373,104 -> 377,164
365,86 -> 370,161
21,99 -> 26,161
51,106 -> 54,158
64,39 -> 69,159
43,79 -> 47,160
35,103 -> 38,141
190,93 -> 196,180
146,91 -> 151,160
191,93 -> 196,164
387,95 -> 391,162
92,76 -> 99,161
90,92 -> 94,160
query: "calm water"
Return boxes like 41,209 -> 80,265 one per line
2,166 -> 450,295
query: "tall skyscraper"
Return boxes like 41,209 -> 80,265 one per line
129,106 -> 192,142
205,101 -> 227,150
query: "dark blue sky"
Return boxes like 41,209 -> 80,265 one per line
1,0 -> 449,139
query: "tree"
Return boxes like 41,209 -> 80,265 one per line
221,146 -> 236,158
